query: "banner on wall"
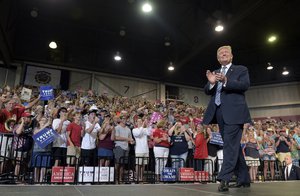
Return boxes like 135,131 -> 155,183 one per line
24,65 -> 61,87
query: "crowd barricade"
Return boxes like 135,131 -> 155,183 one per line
118,156 -> 153,183
0,133 -> 32,183
77,164 -> 114,184
117,156 -> 216,184
260,159 -> 284,181
0,133 -> 15,183
245,159 -> 285,182
31,152 -> 52,184
0,136 -> 292,185
194,159 -> 215,183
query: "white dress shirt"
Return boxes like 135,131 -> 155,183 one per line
209,63 -> 232,89
285,164 -> 292,180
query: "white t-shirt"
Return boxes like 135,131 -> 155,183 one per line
115,125 -> 132,150
81,121 -> 100,150
132,126 -> 151,153
52,119 -> 70,148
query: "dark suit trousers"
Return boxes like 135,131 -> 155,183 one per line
215,106 -> 250,183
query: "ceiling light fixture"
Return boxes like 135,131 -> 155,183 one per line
267,62 -> 273,70
142,2 -> 152,13
164,36 -> 171,46
268,35 -> 277,43
49,41 -> 57,49
282,67 -> 289,75
168,62 -> 175,71
119,26 -> 126,37
214,21 -> 224,32
114,51 -> 122,61
30,8 -> 39,18
215,25 -> 224,32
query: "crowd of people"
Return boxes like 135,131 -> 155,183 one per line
0,85 -> 299,184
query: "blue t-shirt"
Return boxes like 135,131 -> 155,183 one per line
170,135 -> 188,155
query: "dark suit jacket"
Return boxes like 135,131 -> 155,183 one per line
202,64 -> 251,125
285,165 -> 300,180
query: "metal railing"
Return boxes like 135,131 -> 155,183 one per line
0,133 -> 292,185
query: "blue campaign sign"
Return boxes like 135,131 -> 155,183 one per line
32,128 -> 59,148
161,167 -> 177,181
40,86 -> 54,100
210,132 -> 224,146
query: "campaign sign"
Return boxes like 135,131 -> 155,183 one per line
210,132 -> 224,146
32,128 -> 59,148
40,85 -> 54,100
194,171 -> 209,182
20,87 -> 32,101
51,166 -> 75,183
99,167 -> 114,182
78,167 -> 114,182
179,168 -> 195,181
149,112 -> 163,125
193,118 -> 202,125
161,167 -> 176,181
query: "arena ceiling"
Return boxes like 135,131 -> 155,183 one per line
0,0 -> 300,87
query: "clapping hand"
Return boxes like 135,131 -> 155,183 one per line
206,70 -> 217,85
215,72 -> 227,83
94,117 -> 99,124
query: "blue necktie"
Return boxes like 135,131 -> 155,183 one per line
215,66 -> 226,106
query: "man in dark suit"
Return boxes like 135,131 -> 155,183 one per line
283,154 -> 300,180
202,45 -> 251,192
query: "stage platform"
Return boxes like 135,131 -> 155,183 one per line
1,181 -> 299,196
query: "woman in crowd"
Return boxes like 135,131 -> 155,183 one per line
31,116 -> 52,183
205,126 -> 220,177
168,122 -> 191,170
261,132 -> 276,181
193,124 -> 208,171
244,131 -> 260,182
152,120 -> 170,179
98,113 -> 115,167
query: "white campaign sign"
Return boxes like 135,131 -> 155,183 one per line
78,167 -> 114,182
20,87 -> 32,101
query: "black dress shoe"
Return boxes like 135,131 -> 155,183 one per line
229,182 -> 251,188
218,180 -> 229,192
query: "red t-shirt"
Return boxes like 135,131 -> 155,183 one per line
66,122 -> 82,147
152,128 -> 170,148
0,107 -> 25,133
194,133 -> 208,159
179,116 -> 190,125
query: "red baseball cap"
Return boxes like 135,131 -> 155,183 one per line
21,112 -> 33,118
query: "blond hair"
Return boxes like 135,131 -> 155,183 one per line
217,45 -> 232,55
157,120 -> 166,129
